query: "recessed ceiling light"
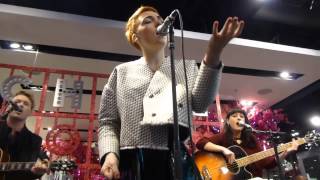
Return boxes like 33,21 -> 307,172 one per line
280,71 -> 292,80
10,42 -> 20,49
22,44 -> 34,50
257,88 -> 272,95
310,115 -> 320,127
240,100 -> 254,107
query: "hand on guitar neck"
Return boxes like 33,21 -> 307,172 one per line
31,158 -> 49,175
278,138 -> 300,160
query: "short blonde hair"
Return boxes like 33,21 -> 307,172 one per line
125,6 -> 159,50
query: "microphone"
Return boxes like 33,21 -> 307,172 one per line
237,121 -> 252,129
8,100 -> 23,112
156,10 -> 178,36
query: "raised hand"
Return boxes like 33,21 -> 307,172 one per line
204,17 -> 245,67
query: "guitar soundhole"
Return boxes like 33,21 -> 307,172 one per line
227,162 -> 239,173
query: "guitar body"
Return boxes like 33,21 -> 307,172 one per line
194,145 -> 253,180
195,134 -> 319,180
0,148 -> 10,180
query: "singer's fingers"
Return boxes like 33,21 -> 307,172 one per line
227,157 -> 231,164
234,20 -> 245,37
212,21 -> 219,35
101,167 -> 113,179
229,157 -> 232,164
226,21 -> 233,36
221,17 -> 232,36
113,167 -> 120,179
228,156 -> 234,164
229,17 -> 238,34
108,163 -> 120,179
291,138 -> 299,150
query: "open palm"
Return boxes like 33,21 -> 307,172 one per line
205,17 -> 244,66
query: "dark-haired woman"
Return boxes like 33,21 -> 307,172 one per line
196,109 -> 299,179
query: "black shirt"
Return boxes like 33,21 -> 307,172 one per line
0,121 -> 43,180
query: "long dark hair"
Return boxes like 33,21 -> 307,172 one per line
223,109 -> 256,148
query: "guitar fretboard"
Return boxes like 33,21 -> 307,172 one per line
0,162 -> 35,172
236,138 -> 306,167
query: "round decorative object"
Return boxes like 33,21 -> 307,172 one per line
46,124 -> 81,156
0,75 -> 33,101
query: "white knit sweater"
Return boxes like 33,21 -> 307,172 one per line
98,57 -> 223,159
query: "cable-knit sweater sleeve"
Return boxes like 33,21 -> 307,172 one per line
192,62 -> 223,113
98,68 -> 121,160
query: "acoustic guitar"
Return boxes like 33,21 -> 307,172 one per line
194,132 -> 320,180
0,147 -> 42,180
0,148 -> 77,180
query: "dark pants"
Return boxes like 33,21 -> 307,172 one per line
118,126 -> 200,180
119,149 -> 173,180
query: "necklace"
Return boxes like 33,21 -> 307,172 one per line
235,139 -> 242,145
233,137 -> 242,145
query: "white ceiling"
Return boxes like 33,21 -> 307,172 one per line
0,4 -> 320,140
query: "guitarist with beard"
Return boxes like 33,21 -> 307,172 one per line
196,109 -> 299,179
0,91 -> 48,180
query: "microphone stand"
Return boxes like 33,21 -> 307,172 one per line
251,128 -> 287,180
168,19 -> 183,180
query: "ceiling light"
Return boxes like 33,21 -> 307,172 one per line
193,111 -> 208,117
22,44 -> 34,50
240,100 -> 254,107
279,71 -> 292,80
310,115 -> 320,127
10,42 -> 20,49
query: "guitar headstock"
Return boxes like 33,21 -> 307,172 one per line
304,130 -> 320,148
49,160 -> 77,172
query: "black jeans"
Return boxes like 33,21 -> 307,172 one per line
119,149 -> 173,180
118,126 -> 200,180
